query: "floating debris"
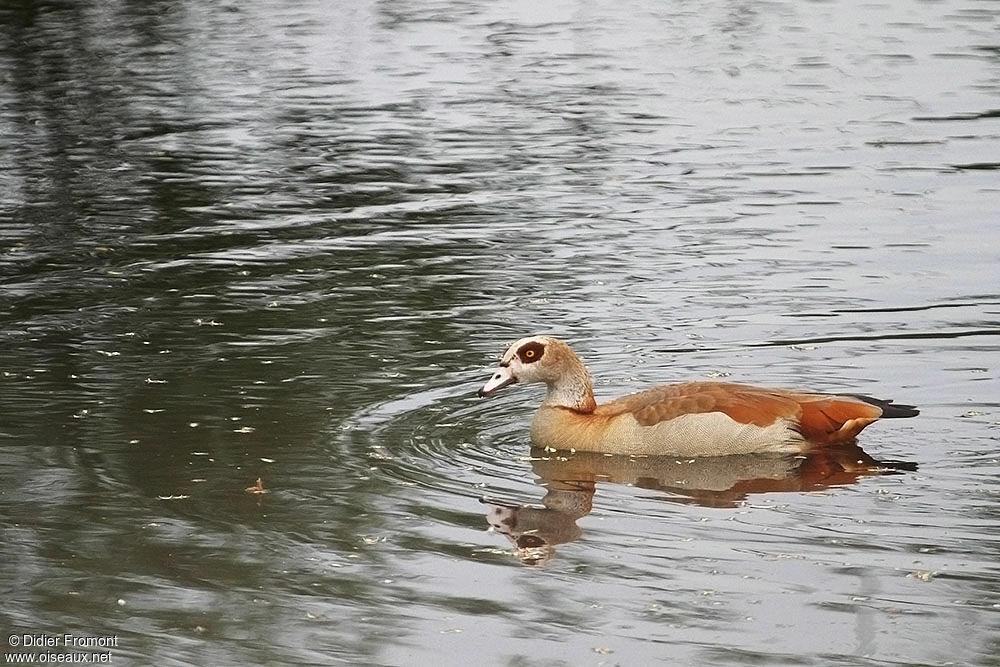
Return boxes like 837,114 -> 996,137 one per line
245,478 -> 267,495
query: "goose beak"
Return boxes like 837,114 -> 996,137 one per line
479,366 -> 517,397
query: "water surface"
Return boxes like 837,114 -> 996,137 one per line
2,0 -> 999,665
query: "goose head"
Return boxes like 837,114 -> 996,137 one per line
478,336 -> 596,411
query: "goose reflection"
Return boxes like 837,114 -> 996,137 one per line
483,442 -> 916,566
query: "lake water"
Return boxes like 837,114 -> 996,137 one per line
1,0 -> 998,665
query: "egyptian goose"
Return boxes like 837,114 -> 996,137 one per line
478,336 -> 918,457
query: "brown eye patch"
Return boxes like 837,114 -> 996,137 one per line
517,341 -> 545,364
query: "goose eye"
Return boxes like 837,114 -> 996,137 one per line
517,341 -> 545,364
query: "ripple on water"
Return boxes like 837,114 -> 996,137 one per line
338,375 -> 540,501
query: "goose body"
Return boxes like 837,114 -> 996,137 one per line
479,336 -> 917,456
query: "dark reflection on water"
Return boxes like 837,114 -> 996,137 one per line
484,443 -> 918,566
2,0 -> 999,664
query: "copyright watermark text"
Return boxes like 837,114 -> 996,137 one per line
6,635 -> 117,664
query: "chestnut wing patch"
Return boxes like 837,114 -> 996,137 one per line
794,397 -> 882,441
596,382 -> 887,441
598,382 -> 805,428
